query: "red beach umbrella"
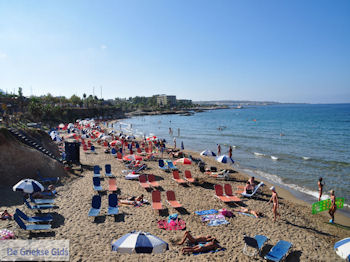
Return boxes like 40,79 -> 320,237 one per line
174,158 -> 192,165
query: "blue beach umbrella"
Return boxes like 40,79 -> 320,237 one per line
216,155 -> 234,164
111,231 -> 169,254
12,179 -> 44,194
200,149 -> 216,157
334,237 -> 350,261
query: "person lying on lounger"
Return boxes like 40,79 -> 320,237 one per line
31,185 -> 56,198
119,194 -> 144,205
177,231 -> 215,245
232,207 -> 263,218
181,239 -> 221,254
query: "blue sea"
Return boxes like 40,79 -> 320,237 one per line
115,104 -> 350,214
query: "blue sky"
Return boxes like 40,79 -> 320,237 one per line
0,0 -> 349,103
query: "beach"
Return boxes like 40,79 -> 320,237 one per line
1,128 -> 349,261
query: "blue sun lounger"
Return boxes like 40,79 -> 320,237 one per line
93,165 -> 101,177
24,198 -> 54,210
105,164 -> 114,177
264,240 -> 292,261
158,159 -> 169,172
14,214 -> 52,231
93,177 -> 103,191
107,194 -> 119,215
16,209 -> 53,223
165,160 -> 178,171
29,195 -> 55,205
88,195 -> 101,217
241,182 -> 265,198
243,235 -> 269,257
37,171 -> 59,184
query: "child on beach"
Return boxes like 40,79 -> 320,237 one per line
268,186 -> 280,222
318,177 -> 324,201
329,190 -> 336,223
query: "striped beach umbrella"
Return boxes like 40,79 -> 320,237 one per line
200,149 -> 216,157
216,155 -> 234,164
13,179 -> 44,194
334,237 -> 350,261
174,158 -> 192,165
111,231 -> 168,253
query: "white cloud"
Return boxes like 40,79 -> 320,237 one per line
100,44 -> 107,50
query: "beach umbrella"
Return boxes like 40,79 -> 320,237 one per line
216,155 -> 234,164
110,140 -> 121,146
126,135 -> 136,140
200,149 -> 216,157
58,123 -> 65,129
174,158 -> 192,165
123,155 -> 143,161
334,237 -> 350,261
111,231 -> 168,253
13,179 -> 44,194
101,135 -> 112,141
67,123 -> 74,129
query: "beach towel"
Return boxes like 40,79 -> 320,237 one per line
193,247 -> 226,255
200,214 -> 225,222
195,209 -> 218,216
238,212 -> 256,218
157,219 -> 186,230
208,219 -> 229,226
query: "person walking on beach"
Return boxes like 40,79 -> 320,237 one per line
228,146 -> 232,158
318,177 -> 324,201
173,137 -> 176,149
329,190 -> 337,223
268,186 -> 280,222
217,144 -> 221,156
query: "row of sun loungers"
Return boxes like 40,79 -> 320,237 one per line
88,194 -> 119,217
93,177 -> 117,192
243,234 -> 293,261
151,190 -> 182,210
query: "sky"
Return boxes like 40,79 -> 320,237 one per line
0,0 -> 349,103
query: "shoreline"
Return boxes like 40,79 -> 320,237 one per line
109,119 -> 350,226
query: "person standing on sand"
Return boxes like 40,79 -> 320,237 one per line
268,186 -> 280,222
318,177 -> 324,201
217,144 -> 221,156
228,146 -> 232,158
329,190 -> 336,223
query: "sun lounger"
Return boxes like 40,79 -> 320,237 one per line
214,185 -> 232,203
139,174 -> 150,189
264,240 -> 292,261
148,174 -> 160,188
111,148 -> 117,156
223,184 -> 241,202
243,235 -> 269,257
24,198 -> 54,210
37,171 -> 59,184
172,170 -> 186,184
14,214 -> 52,231
152,190 -> 162,210
108,178 -> 117,192
158,159 -> 169,172
41,190 -> 57,197
88,195 -> 101,217
166,190 -> 182,208
29,195 -> 55,205
184,170 -> 195,183
165,160 -> 178,171
91,145 -> 96,153
93,177 -> 103,191
93,165 -> 101,177
107,194 -> 119,215
16,208 -> 53,223
105,164 -> 114,177
241,182 -> 264,198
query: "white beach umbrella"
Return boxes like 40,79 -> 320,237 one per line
58,123 -> 65,129
334,237 -> 350,261
216,155 -> 234,164
111,231 -> 168,253
200,149 -> 216,157
13,179 -> 44,194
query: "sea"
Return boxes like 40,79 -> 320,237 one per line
114,104 -> 350,216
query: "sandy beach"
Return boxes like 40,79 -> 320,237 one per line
1,128 -> 349,262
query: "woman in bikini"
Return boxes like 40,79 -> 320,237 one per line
177,231 -> 214,245
181,239 -> 221,254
